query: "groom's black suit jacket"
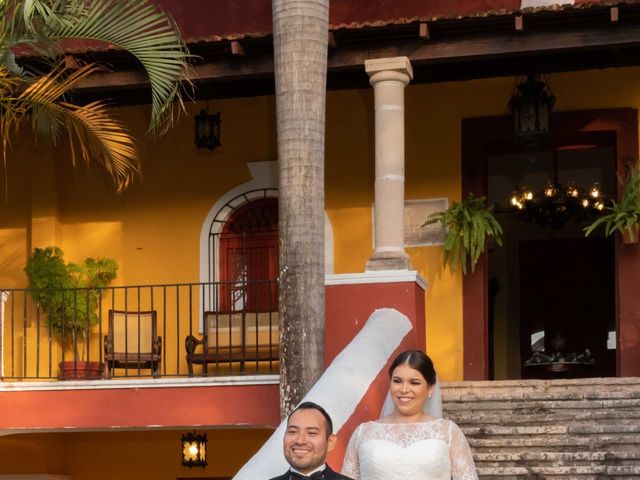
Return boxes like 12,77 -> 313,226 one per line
268,465 -> 353,480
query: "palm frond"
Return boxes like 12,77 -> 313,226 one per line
61,100 -> 139,191
11,0 -> 190,133
0,62 -> 138,190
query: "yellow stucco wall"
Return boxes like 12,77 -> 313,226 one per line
2,65 -> 640,382
0,429 -> 271,478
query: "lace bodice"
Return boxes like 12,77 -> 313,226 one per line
342,419 -> 478,480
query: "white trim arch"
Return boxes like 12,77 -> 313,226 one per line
198,161 -> 335,317
199,162 -> 279,285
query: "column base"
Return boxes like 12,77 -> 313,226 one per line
365,251 -> 412,271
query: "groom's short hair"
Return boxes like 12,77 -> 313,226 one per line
288,401 -> 334,436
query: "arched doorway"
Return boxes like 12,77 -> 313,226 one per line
198,161 -> 335,305
202,188 -> 278,314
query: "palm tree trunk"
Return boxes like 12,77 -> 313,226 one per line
272,0 -> 329,417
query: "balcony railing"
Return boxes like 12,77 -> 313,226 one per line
0,281 -> 279,381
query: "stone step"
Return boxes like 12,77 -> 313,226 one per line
443,389 -> 640,403
468,434 -> 640,449
480,476 -> 639,480
448,409 -> 640,426
443,398 -> 640,412
442,377 -> 640,397
461,423 -> 640,437
465,425 -> 568,436
441,379 -> 640,478
569,423 -> 640,434
477,465 -> 640,477
480,477 -> 639,480
444,393 -> 640,403
474,450 -> 640,467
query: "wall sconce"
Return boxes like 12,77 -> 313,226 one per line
181,431 -> 208,468
194,110 -> 221,150
508,74 -> 555,151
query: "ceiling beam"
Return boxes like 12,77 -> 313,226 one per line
611,6 -> 620,24
230,40 -> 246,56
74,22 -> 640,92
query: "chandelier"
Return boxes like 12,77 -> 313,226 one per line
509,152 -> 607,229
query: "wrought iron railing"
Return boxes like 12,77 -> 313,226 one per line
0,281 -> 279,381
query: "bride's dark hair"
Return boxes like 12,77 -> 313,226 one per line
389,350 -> 437,385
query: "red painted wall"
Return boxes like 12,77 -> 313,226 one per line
0,384 -> 279,432
324,279 -> 426,469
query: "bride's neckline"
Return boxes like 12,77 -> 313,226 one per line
373,416 -> 444,426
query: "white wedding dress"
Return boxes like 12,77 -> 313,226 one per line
342,418 -> 478,480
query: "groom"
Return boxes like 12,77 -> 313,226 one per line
269,401 -> 353,480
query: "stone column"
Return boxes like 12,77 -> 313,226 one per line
365,56 -> 413,271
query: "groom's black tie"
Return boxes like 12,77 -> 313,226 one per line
288,470 -> 324,480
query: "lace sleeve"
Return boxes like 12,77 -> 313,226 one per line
448,420 -> 479,480
341,424 -> 362,479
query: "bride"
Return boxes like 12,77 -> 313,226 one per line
341,350 -> 478,480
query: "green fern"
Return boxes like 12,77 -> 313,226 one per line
424,193 -> 503,274
584,163 -> 640,242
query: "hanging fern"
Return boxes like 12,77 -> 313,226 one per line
424,193 -> 503,274
584,162 -> 640,242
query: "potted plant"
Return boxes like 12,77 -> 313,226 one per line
423,193 -> 503,274
24,246 -> 118,379
584,162 -> 640,244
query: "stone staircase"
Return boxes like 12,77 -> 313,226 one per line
442,377 -> 640,480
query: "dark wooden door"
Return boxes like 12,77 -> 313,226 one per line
519,237 -> 616,378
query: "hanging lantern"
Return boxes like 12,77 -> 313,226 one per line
509,74 -> 555,151
181,431 -> 207,468
194,110 -> 221,150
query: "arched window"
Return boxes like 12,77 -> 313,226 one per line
217,197 -> 278,312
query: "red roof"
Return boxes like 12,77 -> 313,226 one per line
15,0 -> 633,56
154,0 -> 633,43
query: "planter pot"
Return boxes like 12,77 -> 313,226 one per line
622,224 -> 639,245
59,360 -> 102,380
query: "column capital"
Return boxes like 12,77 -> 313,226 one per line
365,56 -> 413,81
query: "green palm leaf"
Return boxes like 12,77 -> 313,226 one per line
0,62 -> 138,190
8,0 -> 189,134
0,0 -> 189,191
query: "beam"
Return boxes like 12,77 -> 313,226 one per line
75,22 -> 640,92
419,22 -> 430,41
328,31 -> 337,48
331,23 -> 640,67
611,6 -> 619,24
230,40 -> 246,56
76,50 -> 275,91
515,15 -> 524,32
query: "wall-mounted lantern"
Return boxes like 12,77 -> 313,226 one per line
181,431 -> 207,468
194,110 -> 221,150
